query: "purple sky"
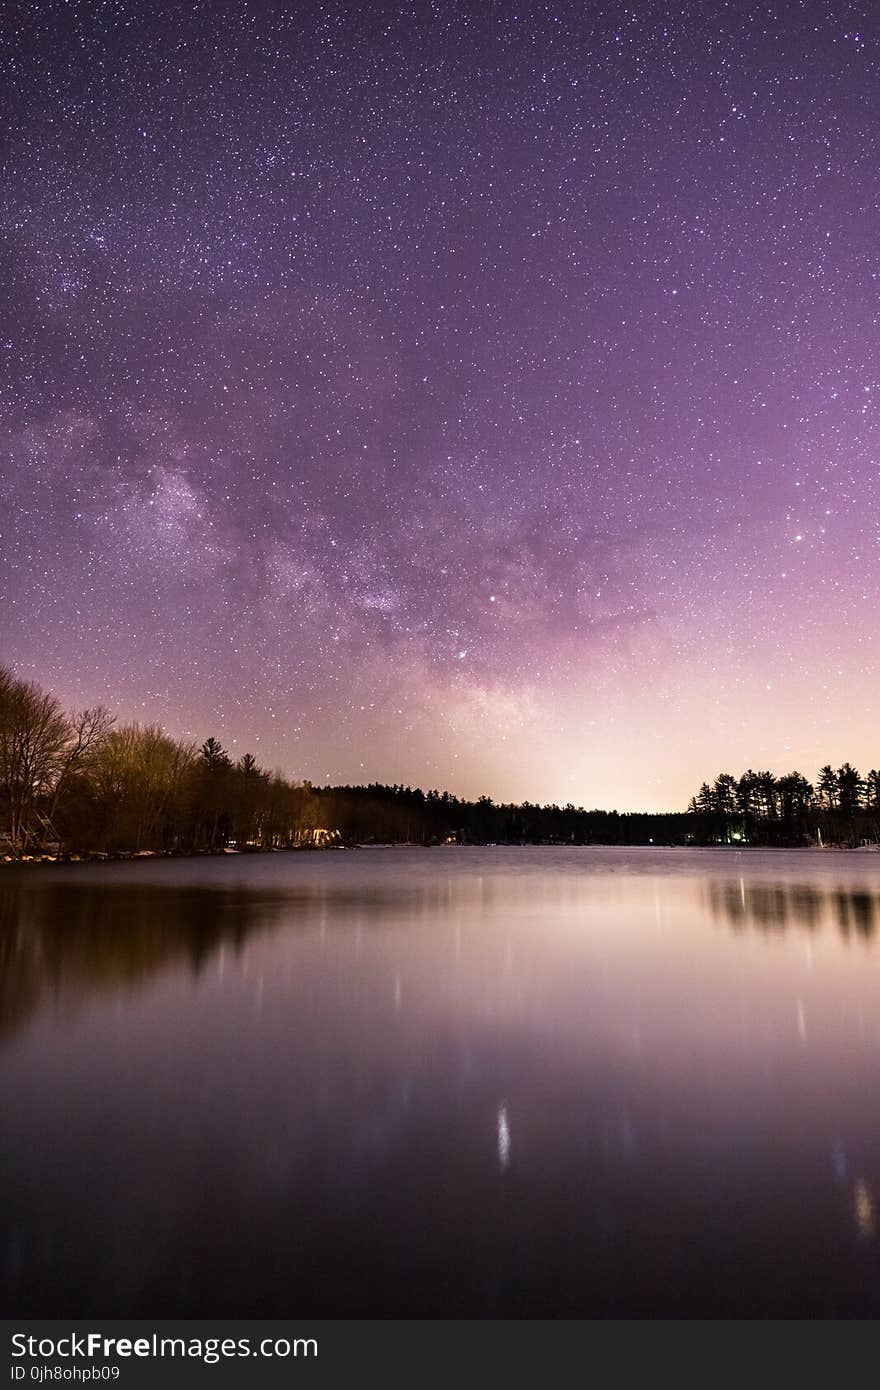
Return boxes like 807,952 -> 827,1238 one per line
2,1 -> 878,810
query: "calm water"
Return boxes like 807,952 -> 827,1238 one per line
4,846 -> 880,1317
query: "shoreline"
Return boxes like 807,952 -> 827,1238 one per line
3,841 -> 879,867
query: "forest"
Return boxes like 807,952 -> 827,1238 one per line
0,666 -> 877,857
686,766 -> 880,847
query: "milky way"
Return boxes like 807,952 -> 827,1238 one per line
2,1 -> 878,810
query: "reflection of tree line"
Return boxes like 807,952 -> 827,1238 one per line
0,881 -> 270,1045
0,875 -> 491,1047
706,880 -> 879,938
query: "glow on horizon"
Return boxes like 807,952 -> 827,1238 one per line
1,7 -> 878,807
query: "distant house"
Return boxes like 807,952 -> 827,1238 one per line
295,827 -> 341,848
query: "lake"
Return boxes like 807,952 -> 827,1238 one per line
3,846 -> 880,1317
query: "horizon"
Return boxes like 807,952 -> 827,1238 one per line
6,659 -> 878,819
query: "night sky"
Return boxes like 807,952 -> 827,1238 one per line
2,1 -> 878,811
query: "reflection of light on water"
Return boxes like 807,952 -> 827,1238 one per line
796,1000 -> 807,1044
855,1180 -> 875,1240
497,1103 -> 510,1173
830,1137 -> 849,1183
394,971 -> 402,1012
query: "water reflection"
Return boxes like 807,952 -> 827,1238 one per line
4,849 -> 880,1317
706,878 -> 879,939
854,1180 -> 876,1241
0,869 -> 479,1048
0,878 -> 271,1046
497,1102 -> 510,1173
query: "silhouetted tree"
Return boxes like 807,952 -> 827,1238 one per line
754,771 -> 778,819
837,763 -> 863,816
713,774 -> 737,816
200,737 -> 230,770
736,770 -> 760,817
817,765 -> 838,810
777,772 -> 813,820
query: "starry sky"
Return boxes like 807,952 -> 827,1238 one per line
2,0 -> 878,811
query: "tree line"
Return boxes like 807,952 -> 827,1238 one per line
687,765 -> 880,846
0,666 -> 693,856
1,666 -> 877,856
0,667 -> 322,857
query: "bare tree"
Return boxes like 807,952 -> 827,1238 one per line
45,705 -> 115,839
0,668 -> 72,852
92,723 -> 197,851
